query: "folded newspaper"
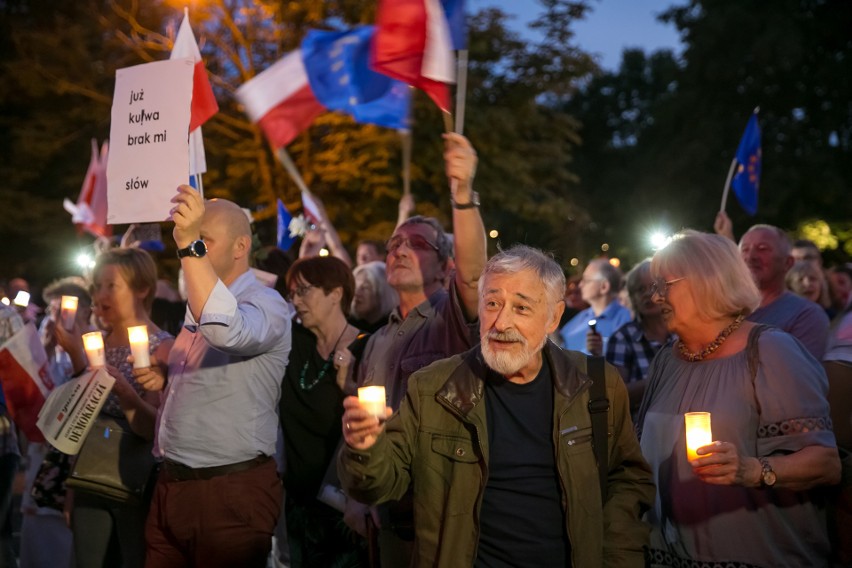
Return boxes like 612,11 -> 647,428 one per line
36,368 -> 115,455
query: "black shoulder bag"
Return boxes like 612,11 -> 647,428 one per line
587,355 -> 609,504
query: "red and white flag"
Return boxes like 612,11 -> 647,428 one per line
63,139 -> 111,238
0,323 -> 55,443
372,0 -> 455,111
300,190 -> 323,226
235,50 -> 326,149
170,8 -> 218,175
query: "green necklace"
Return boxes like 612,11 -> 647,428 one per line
299,325 -> 348,391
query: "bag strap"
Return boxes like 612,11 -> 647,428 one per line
587,355 -> 609,504
747,324 -> 771,381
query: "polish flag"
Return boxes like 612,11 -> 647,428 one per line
0,323 -> 54,443
235,50 -> 326,149
170,9 -> 218,132
63,139 -> 111,238
372,0 -> 455,111
170,9 -> 218,176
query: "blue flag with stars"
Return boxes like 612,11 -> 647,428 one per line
731,112 -> 762,216
277,199 -> 296,252
302,26 -> 410,130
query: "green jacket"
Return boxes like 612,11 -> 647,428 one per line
339,341 -> 655,567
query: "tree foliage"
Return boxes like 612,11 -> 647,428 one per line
568,0 -> 852,266
0,0 -> 595,286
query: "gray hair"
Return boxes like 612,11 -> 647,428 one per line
397,216 -> 452,264
479,245 -> 566,309
352,261 -> 399,317
588,258 -> 623,293
625,259 -> 652,316
741,224 -> 792,258
653,230 -> 761,320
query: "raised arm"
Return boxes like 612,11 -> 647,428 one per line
171,185 -> 220,321
445,133 -> 487,320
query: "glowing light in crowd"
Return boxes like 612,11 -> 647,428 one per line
77,252 -> 96,270
570,258 -> 579,267
649,231 -> 672,251
0,298 -> 8,306
13,291 -> 30,307
601,243 -> 610,252
609,258 -> 621,268
489,229 -> 499,239
319,248 -> 330,257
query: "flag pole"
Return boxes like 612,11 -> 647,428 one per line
275,147 -> 313,196
401,129 -> 412,197
719,157 -> 737,212
454,49 -> 468,135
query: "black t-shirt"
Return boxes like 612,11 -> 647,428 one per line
475,359 -> 572,567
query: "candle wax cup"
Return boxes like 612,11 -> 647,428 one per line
60,296 -> 78,331
358,386 -> 387,419
82,332 -> 106,368
684,412 -> 712,462
127,325 -> 151,369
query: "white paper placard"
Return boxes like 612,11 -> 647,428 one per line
107,58 -> 194,224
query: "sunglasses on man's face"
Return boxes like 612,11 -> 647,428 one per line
386,234 -> 439,254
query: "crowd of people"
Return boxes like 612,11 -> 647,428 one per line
0,131 -> 849,567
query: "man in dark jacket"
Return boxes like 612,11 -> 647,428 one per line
339,244 -> 654,567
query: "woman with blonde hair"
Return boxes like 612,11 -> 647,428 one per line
57,247 -> 173,568
637,230 -> 840,567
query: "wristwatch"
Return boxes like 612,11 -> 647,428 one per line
452,191 -> 480,210
176,239 -> 208,259
759,457 -> 776,487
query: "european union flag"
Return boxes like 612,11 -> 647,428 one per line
442,0 -> 467,50
277,199 -> 296,252
302,26 -> 410,130
731,112 -> 761,216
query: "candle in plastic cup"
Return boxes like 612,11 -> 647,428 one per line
128,325 -> 151,369
358,386 -> 387,419
82,331 -> 106,368
60,296 -> 78,331
684,412 -> 713,462
13,290 -> 30,307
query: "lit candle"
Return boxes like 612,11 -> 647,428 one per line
82,331 -> 106,368
60,296 -> 79,331
13,290 -> 30,307
684,412 -> 713,462
358,386 -> 387,420
127,325 -> 150,369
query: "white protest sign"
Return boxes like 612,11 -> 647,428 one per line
107,58 -> 194,224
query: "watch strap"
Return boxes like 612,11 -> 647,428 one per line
452,191 -> 480,210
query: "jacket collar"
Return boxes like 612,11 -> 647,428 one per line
437,340 -> 591,417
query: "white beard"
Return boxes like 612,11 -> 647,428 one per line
481,329 -> 546,376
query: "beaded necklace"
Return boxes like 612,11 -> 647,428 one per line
299,324 -> 349,390
677,314 -> 745,362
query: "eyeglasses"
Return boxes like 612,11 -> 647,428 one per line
386,234 -> 439,254
649,277 -> 686,299
287,284 -> 314,302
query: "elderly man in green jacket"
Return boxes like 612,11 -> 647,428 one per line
339,244 -> 654,567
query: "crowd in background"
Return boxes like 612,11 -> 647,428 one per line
0,134 -> 849,567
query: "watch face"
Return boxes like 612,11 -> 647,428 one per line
191,240 -> 207,257
763,470 -> 777,486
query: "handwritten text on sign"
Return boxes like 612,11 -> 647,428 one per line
107,58 -> 194,224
